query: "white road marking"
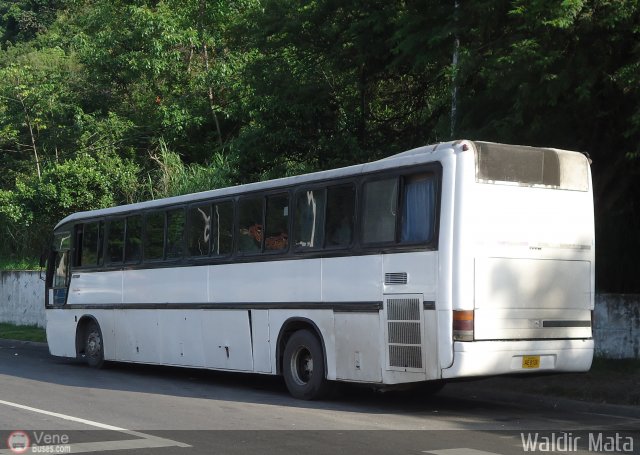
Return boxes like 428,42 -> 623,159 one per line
0,399 -> 190,454
423,449 -> 503,455
0,399 -> 126,431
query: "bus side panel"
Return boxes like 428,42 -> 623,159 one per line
123,267 -> 207,304
251,310 -> 272,373
210,260 -> 321,303
46,309 -> 77,358
158,310 -> 206,367
67,270 -> 122,305
383,251 -> 440,381
321,256 -> 382,302
334,312 -> 382,383
114,309 -> 160,363
201,310 -> 253,371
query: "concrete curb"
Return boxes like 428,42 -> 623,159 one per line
446,381 -> 640,420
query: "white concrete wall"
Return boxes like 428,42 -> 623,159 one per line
594,294 -> 640,359
0,271 -> 639,358
0,271 -> 46,328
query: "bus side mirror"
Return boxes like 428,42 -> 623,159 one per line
39,249 -> 50,281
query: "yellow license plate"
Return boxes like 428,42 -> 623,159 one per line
522,355 -> 540,369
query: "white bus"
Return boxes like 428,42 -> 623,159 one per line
44,140 -> 595,400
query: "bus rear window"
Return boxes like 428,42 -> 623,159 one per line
475,142 -> 589,191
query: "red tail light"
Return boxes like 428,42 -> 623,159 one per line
453,310 -> 474,341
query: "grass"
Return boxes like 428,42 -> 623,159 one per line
0,323 -> 46,342
0,258 -> 39,271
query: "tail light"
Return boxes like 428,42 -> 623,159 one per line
453,310 -> 474,341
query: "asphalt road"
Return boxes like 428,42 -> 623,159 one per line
0,339 -> 638,455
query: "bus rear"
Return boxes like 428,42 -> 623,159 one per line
443,141 -> 595,378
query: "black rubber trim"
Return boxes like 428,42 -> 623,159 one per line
59,301 -> 383,311
542,320 -> 591,328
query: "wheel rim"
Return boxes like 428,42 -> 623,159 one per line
290,345 -> 313,386
86,330 -> 102,359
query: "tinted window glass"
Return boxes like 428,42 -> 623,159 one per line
238,197 -> 263,253
212,201 -> 233,256
400,174 -> 437,244
293,189 -> 325,249
52,232 -> 70,289
81,222 -> 102,266
325,185 -> 355,248
476,142 -> 560,186
362,178 -> 398,244
106,219 -> 125,263
145,212 -> 164,261
187,205 -> 211,257
265,194 -> 289,251
166,209 -> 185,259
125,215 -> 142,262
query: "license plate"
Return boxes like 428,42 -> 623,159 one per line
522,355 -> 540,369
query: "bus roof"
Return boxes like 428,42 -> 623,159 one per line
54,140 -> 585,229
54,140 -> 466,229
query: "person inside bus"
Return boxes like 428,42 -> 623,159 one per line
239,223 -> 262,252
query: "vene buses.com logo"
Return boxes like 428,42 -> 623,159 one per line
7,430 -> 30,454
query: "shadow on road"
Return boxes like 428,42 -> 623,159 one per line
0,339 -> 609,422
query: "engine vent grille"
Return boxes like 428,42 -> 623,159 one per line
387,298 -> 420,320
385,272 -> 408,285
385,295 -> 423,370
389,345 -> 422,370
388,321 -> 421,344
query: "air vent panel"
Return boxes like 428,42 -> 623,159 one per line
385,272 -> 408,285
384,295 -> 424,372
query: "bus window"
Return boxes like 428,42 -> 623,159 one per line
106,219 -> 125,263
212,201 -> 233,256
238,197 -> 264,254
400,174 -> 436,244
265,194 -> 289,251
325,185 -> 355,248
81,222 -> 103,267
144,212 -> 165,261
361,178 -> 399,244
187,205 -> 211,257
46,231 -> 71,306
52,233 -> 70,289
125,215 -> 142,263
293,189 -> 325,249
166,209 -> 185,259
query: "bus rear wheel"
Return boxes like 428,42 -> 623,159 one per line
283,329 -> 329,400
84,321 -> 105,368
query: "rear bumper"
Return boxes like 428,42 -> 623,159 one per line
441,338 -> 594,379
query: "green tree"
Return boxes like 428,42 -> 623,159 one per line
0,152 -> 140,259
0,45 -> 82,185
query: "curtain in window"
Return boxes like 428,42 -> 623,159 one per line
401,176 -> 435,243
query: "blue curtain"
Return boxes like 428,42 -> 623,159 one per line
401,177 -> 435,243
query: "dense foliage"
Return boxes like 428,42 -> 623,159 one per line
0,0 -> 638,291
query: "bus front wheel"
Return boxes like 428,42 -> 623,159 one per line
283,329 -> 328,400
84,321 -> 105,368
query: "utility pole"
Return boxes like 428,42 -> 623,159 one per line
451,0 -> 460,138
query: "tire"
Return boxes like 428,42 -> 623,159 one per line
84,321 -> 105,369
282,329 -> 329,400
